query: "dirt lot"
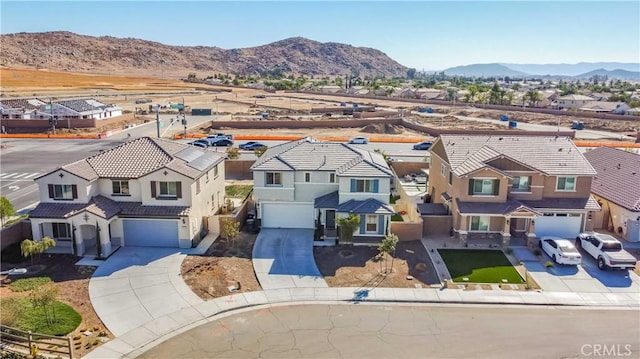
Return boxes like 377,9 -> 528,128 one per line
0,248 -> 112,357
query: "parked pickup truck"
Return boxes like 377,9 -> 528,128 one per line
576,232 -> 637,270
207,132 -> 233,141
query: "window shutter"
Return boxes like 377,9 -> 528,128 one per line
350,179 -> 356,192
48,184 -> 54,198
359,215 -> 365,234
468,179 -> 474,195
196,179 -> 200,194
150,181 -> 157,198
492,180 -> 500,196
176,182 -> 182,198
373,179 -> 379,193
72,185 -> 78,199
378,215 -> 385,235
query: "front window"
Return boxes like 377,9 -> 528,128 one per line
441,164 -> 446,177
305,173 -> 310,182
470,179 -> 499,195
366,215 -> 377,232
112,180 -> 130,195
329,173 -> 336,183
266,172 -> 282,186
214,164 -> 219,178
52,222 -> 71,240
53,184 -> 74,200
512,176 -> 531,192
353,179 -> 375,193
470,216 -> 490,231
556,176 -> 576,191
159,181 -> 177,197
206,171 -> 210,183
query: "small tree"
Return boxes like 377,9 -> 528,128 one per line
226,147 -> 240,160
221,218 -> 240,248
378,233 -> 399,274
29,283 -> 59,326
336,214 -> 360,243
0,196 -> 16,227
20,237 -> 56,265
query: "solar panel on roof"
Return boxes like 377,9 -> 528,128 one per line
188,152 -> 218,171
175,147 -> 202,162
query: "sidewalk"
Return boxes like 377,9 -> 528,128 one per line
85,286 -> 639,359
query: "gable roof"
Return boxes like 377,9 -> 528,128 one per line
584,147 -> 640,212
37,137 -> 225,181
557,94 -> 593,101
251,139 -> 392,177
437,135 -> 597,177
336,198 -> 395,214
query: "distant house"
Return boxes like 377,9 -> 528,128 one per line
625,107 -> 640,116
555,94 -> 594,110
0,98 -> 47,119
579,101 -> 630,114
588,92 -> 612,101
319,85 -> 343,94
584,147 -> 640,242
415,88 -> 446,100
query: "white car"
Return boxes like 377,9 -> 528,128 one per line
539,237 -> 582,265
348,137 -> 369,144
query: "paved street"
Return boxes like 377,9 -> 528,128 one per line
139,304 -> 640,359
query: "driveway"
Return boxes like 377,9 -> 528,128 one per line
252,228 -> 328,289
512,247 -> 640,293
88,247 -> 203,336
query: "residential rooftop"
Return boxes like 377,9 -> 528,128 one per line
584,147 -> 640,212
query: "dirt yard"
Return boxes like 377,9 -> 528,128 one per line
313,241 -> 440,288
0,250 -> 112,357
181,232 -> 261,300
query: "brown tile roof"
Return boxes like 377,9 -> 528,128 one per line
438,135 -> 597,177
455,196 -> 599,215
584,147 -> 640,212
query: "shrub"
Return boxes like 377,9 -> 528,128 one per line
545,261 -> 554,268
9,277 -> 52,292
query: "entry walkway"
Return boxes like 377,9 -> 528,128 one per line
252,228 -> 328,289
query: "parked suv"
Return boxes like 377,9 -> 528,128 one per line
576,232 -> 636,270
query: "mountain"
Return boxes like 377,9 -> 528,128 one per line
501,62 -> 640,77
0,32 -> 408,78
574,68 -> 640,80
442,63 -> 528,77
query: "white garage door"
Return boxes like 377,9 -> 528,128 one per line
261,203 -> 315,229
534,214 -> 582,238
123,219 -> 179,247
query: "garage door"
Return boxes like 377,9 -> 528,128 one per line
534,214 -> 582,238
123,220 -> 179,247
261,203 -> 315,229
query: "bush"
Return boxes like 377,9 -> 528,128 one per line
9,277 -> 52,292
545,261 -> 554,268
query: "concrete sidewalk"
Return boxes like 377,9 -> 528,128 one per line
85,286 -> 640,359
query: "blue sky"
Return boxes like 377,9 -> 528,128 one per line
1,1 -> 639,70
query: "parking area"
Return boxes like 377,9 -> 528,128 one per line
513,246 -> 640,294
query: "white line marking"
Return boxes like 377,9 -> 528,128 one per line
1,173 -> 19,179
12,173 -> 28,179
23,173 -> 41,178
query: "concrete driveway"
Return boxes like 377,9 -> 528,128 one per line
252,228 -> 328,289
88,247 -> 203,336
513,247 -> 640,293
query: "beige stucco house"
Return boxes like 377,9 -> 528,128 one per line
29,137 -> 226,257
425,135 -> 600,246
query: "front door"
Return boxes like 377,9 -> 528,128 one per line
326,210 -> 336,229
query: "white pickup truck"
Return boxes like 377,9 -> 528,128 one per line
576,232 -> 637,270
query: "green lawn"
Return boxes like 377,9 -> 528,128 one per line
225,185 -> 253,199
9,277 -> 52,292
0,298 -> 81,335
438,249 -> 524,284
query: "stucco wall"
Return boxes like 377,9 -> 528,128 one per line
391,219 -> 423,241
0,220 -> 32,250
422,216 -> 453,237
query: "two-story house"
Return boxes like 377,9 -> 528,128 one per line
28,137 -> 226,257
427,135 -> 599,246
251,139 -> 394,242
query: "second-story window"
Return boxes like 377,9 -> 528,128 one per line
441,164 -> 446,177
305,173 -> 310,182
266,172 -> 282,186
448,172 -> 453,186
512,176 -> 531,192
351,179 -> 378,193
556,176 -> 576,191
214,164 -> 219,178
329,173 -> 336,183
112,180 -> 130,195
468,179 -> 499,196
159,181 -> 178,197
48,184 -> 77,200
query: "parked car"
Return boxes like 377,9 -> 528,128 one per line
208,138 -> 234,147
348,137 -> 369,144
413,141 -> 433,150
207,132 -> 233,141
239,141 -> 267,150
576,232 -> 636,270
188,140 -> 209,148
539,237 -> 582,265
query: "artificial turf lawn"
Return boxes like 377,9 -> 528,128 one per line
438,249 -> 524,284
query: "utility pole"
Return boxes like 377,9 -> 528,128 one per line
182,97 -> 187,139
49,98 -> 56,135
156,105 -> 160,138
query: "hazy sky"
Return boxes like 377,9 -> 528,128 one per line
1,1 -> 639,70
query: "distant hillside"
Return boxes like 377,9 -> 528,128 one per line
442,63 -> 528,77
502,62 -> 640,77
574,68 -> 640,80
0,32 -> 409,78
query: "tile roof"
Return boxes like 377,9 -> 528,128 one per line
519,196 -> 600,211
584,147 -> 640,211
455,200 -> 539,215
29,195 -> 190,219
417,203 -> 449,215
337,198 -> 395,214
455,196 -> 599,215
0,98 -> 47,110
38,137 -> 224,181
314,191 -> 339,208
57,99 -> 103,113
438,135 -> 596,177
557,94 -> 593,101
252,139 -> 392,177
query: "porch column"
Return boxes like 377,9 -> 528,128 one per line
501,217 -> 511,248
526,218 -> 538,248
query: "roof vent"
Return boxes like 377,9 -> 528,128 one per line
498,137 -> 503,141
617,164 -> 621,169
558,148 -> 563,152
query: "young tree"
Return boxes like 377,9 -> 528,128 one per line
20,237 -> 56,265
0,196 -> 16,227
378,233 -> 399,274
226,147 -> 240,160
221,217 -> 240,248
254,147 -> 267,157
29,283 -> 59,326
336,214 -> 360,243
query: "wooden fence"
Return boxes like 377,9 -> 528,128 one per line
0,324 -> 73,358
